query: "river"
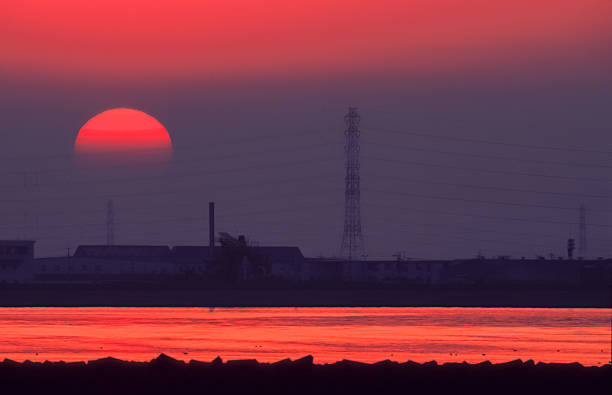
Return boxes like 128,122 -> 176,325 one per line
0,307 -> 609,366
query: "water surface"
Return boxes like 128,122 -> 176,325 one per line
1,307 -> 609,365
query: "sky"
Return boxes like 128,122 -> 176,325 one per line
1,1 -> 612,259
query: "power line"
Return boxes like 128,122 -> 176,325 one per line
367,222 -> 555,250
366,215 -> 612,248
366,201 -> 612,228
363,187 -> 612,213
0,173 -> 340,205
363,155 -> 612,183
0,140 -> 340,182
364,126 -> 612,155
0,127 -> 339,163
0,154 -> 339,193
364,174 -> 612,200
1,201 -> 343,231
363,139 -> 612,169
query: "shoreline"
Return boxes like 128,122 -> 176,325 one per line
1,283 -> 610,308
3,353 -> 610,368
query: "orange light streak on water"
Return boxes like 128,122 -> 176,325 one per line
0,308 -> 609,366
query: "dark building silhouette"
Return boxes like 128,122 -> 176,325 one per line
0,240 -> 35,283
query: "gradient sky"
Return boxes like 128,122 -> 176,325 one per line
2,0 -> 611,82
1,1 -> 612,259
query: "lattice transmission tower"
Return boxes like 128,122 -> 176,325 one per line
579,203 -> 586,258
340,107 -> 365,261
106,199 -> 115,246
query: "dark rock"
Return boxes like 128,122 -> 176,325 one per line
441,362 -> 468,369
226,359 -> 259,368
400,360 -> 421,368
422,360 -> 438,368
371,359 -> 398,368
494,359 -> 524,369
523,359 -> 535,367
211,356 -> 223,366
87,356 -> 125,368
188,359 -> 211,368
271,358 -> 292,367
292,355 -> 313,368
151,353 -> 185,368
473,360 -> 493,368
335,359 -> 369,368
1,356 -> 610,395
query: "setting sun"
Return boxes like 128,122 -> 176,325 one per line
75,108 -> 172,165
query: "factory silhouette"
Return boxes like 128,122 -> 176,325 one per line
1,203 -> 610,288
0,108 -> 611,303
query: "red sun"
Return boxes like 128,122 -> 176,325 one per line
75,108 -> 173,166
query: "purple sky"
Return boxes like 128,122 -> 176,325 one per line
1,1 -> 612,259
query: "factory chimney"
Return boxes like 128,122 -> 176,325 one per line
209,202 -> 215,258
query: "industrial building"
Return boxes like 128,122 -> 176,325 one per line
34,245 -> 175,283
7,241 -> 306,284
1,239 -> 610,287
0,240 -> 35,283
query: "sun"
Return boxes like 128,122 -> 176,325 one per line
75,108 -> 173,166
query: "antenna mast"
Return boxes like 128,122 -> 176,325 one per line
579,204 -> 586,258
106,199 -> 115,246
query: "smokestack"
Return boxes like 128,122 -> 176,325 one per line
209,202 -> 215,257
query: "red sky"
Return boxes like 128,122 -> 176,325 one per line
1,0 -> 611,82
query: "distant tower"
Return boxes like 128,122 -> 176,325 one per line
567,238 -> 575,260
340,107 -> 365,262
106,199 -> 115,246
209,202 -> 215,258
579,204 -> 586,258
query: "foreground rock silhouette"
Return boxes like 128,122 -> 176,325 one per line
1,354 -> 609,395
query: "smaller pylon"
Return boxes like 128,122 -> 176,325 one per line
106,199 -> 115,246
579,204 -> 586,258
